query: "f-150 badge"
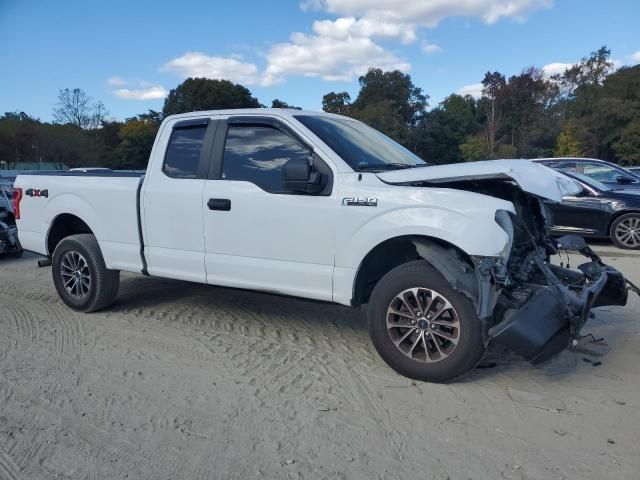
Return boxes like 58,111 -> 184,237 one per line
342,197 -> 378,207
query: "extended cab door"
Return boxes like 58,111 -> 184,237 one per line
202,116 -> 336,301
141,118 -> 215,282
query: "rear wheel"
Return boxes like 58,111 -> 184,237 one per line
52,234 -> 119,312
611,213 -> 640,250
367,260 -> 485,383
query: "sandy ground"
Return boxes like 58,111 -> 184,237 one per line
0,245 -> 639,480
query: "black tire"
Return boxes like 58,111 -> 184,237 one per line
52,234 -> 120,312
367,260 -> 485,383
610,213 -> 640,250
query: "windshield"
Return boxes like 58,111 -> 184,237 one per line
295,115 -> 427,171
562,171 -> 612,192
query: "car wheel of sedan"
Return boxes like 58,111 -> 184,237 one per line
611,213 -> 640,250
367,260 -> 485,383
52,234 -> 120,312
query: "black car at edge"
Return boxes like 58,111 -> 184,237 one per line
546,170 -> 640,249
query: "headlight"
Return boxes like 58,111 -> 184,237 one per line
495,209 -> 514,258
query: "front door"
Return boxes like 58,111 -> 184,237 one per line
202,118 -> 336,301
547,188 -> 606,236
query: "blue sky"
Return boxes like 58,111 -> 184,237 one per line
1,0 -> 639,121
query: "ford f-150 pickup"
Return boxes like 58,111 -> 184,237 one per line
13,109 -> 636,382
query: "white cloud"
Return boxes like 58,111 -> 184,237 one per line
113,85 -> 168,100
421,40 -> 442,54
106,76 -> 127,86
310,0 -> 552,27
162,52 -> 272,86
632,51 -> 640,63
312,17 -> 416,43
541,62 -> 574,77
265,32 -> 410,82
457,83 -> 483,98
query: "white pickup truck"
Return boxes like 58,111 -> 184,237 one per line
14,109 -> 634,382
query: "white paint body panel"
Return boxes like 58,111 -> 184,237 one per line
13,175 -> 142,272
377,159 -> 582,203
15,109 -> 574,307
202,180 -> 336,301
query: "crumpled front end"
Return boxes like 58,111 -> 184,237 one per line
477,193 -> 634,363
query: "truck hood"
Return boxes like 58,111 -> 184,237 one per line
376,159 -> 581,203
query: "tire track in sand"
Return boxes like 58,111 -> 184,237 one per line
0,296 -> 40,344
0,448 -> 26,480
49,305 -> 84,357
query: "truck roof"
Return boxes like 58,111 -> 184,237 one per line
163,108 -> 347,122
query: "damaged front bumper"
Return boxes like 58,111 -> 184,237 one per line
477,236 -> 635,364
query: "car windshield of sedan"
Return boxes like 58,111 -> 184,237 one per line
295,115 -> 428,172
582,162 -> 639,183
564,171 -> 613,192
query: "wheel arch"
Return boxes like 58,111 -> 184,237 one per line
608,209 -> 640,237
46,213 -> 95,256
351,235 -> 479,308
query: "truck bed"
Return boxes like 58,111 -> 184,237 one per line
14,171 -> 145,273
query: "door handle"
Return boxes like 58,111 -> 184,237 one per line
207,198 -> 231,211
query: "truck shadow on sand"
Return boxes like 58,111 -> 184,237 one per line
108,274 -> 615,382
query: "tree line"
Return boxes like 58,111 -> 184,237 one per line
1,46 -> 638,171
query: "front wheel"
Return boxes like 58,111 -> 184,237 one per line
52,234 -> 120,312
367,260 -> 485,383
611,213 -> 640,250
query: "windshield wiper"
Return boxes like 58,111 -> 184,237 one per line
358,163 -> 418,171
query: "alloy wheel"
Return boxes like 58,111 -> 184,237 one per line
60,251 -> 92,298
614,216 -> 640,248
386,287 -> 461,363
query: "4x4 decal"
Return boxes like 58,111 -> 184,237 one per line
25,188 -> 48,198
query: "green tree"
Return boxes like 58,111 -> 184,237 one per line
613,121 -> 640,165
162,78 -> 261,116
569,64 -> 640,160
321,91 -> 351,114
115,113 -> 162,169
410,94 -> 480,164
271,99 -> 301,109
341,68 -> 428,144
554,121 -> 583,156
352,68 -> 428,126
460,135 -> 487,161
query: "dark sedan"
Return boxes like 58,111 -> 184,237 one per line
546,170 -> 640,249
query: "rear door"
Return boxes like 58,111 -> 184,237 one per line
201,116 -> 336,301
142,118 -> 215,282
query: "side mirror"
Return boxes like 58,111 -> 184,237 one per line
616,175 -> 635,184
283,156 -> 325,194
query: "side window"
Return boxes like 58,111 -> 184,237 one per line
222,124 -> 311,193
546,160 -> 578,171
163,125 -> 207,179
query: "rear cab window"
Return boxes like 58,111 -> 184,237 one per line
162,122 -> 208,179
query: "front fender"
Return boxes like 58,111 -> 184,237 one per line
335,205 -> 512,269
